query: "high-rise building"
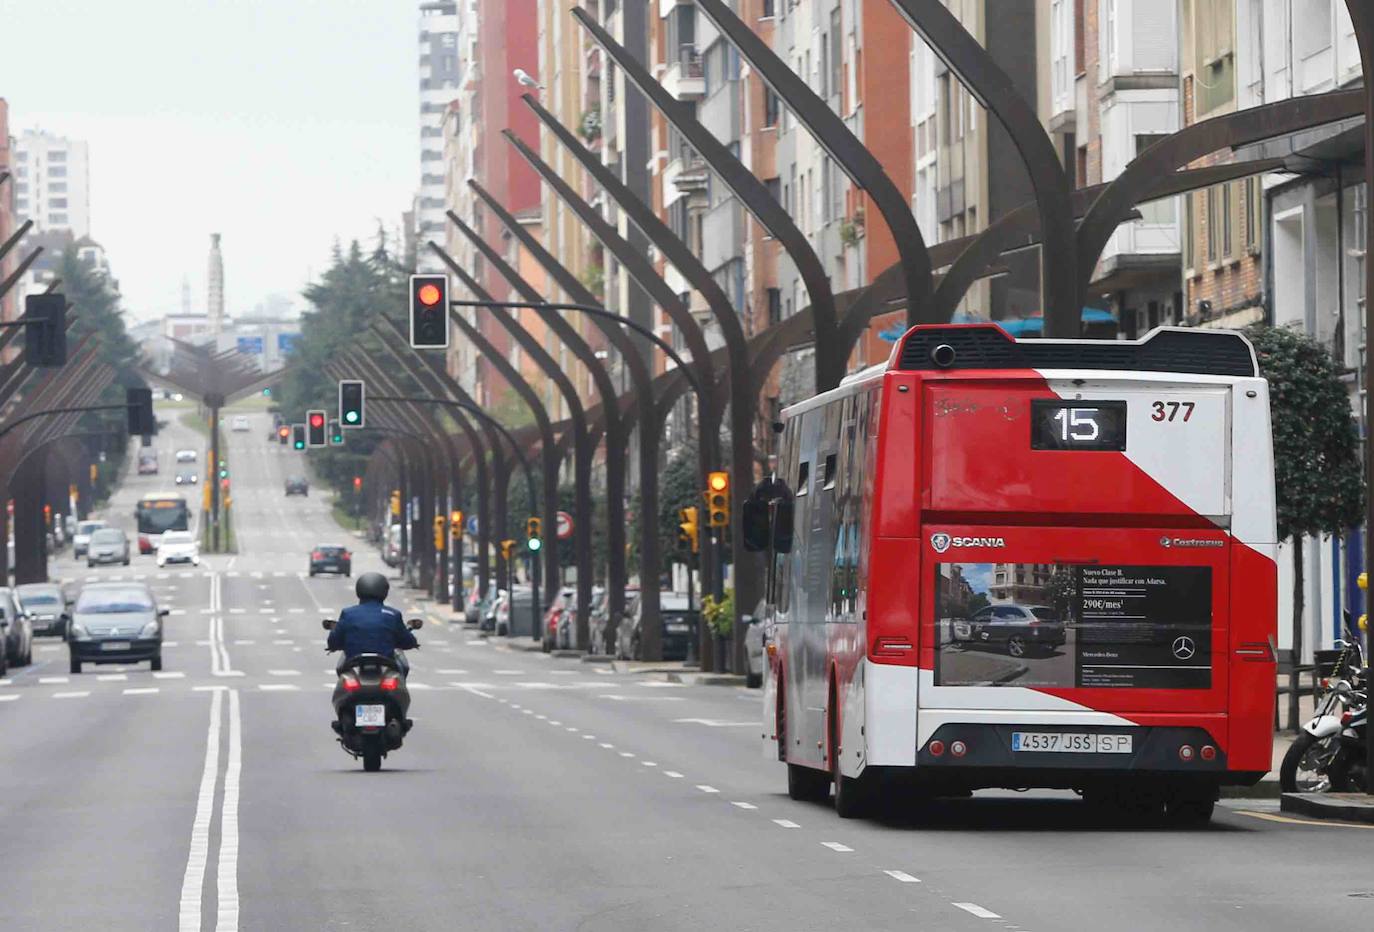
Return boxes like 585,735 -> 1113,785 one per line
11,129 -> 90,239
417,1 -> 462,270
207,233 -> 225,337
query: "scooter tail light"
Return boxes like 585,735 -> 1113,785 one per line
380,674 -> 400,691
1341,710 -> 1354,726
341,673 -> 361,692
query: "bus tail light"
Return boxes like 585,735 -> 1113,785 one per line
872,636 -> 913,658
950,740 -> 968,758
1200,745 -> 1216,761
1178,745 -> 1195,762
929,740 -> 945,757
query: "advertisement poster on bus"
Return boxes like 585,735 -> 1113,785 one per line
934,562 -> 1212,689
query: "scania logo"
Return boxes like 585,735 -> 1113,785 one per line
1160,536 -> 1172,548
931,533 -> 1005,552
1172,636 -> 1196,660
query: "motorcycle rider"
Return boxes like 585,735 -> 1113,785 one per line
327,572 -> 418,677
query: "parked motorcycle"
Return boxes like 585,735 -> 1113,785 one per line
1280,628 -> 1368,793
322,617 -> 423,772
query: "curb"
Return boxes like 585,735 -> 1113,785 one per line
551,649 -> 585,659
1280,792 -> 1374,823
1221,780 -> 1280,800
659,671 -> 748,687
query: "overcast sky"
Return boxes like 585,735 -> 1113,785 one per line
3,0 -> 417,322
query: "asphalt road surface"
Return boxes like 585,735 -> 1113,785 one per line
2,404 -> 1373,931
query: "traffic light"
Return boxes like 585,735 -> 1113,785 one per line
23,293 -> 67,367
277,425 -> 290,444
262,387 -> 272,397
338,379 -> 365,428
328,418 -> 344,446
433,515 -> 446,551
677,506 -> 700,554
499,539 -> 517,561
218,460 -> 229,480
291,424 -> 306,450
705,471 -> 730,528
450,509 -> 464,537
389,490 -> 401,516
409,274 -> 450,348
525,516 -> 542,552
353,476 -> 363,492
306,409 -> 326,447
126,387 -> 155,436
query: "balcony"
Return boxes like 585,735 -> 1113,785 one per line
662,45 -> 705,101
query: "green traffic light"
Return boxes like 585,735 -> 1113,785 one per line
527,537 -> 542,552
294,441 -> 304,450
344,411 -> 359,424
219,469 -> 229,479
262,388 -> 271,397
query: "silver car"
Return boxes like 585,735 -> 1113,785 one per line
86,527 -> 131,567
68,582 -> 167,673
743,598 -> 770,689
72,519 -> 106,558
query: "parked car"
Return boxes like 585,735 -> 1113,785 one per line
174,469 -> 199,485
15,582 -> 70,637
464,586 -> 484,625
72,519 -> 106,558
0,587 -> 34,670
382,524 -> 402,566
155,530 -> 200,568
589,587 -> 636,656
742,598 -> 770,689
543,586 -> 576,649
617,591 -> 697,661
86,527 -> 131,567
477,590 -> 499,632
965,603 -> 1067,658
175,449 -> 198,463
285,476 -> 309,496
230,415 -> 250,431
309,544 -> 352,577
67,582 -> 167,673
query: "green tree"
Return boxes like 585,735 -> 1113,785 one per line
1246,324 -> 1364,726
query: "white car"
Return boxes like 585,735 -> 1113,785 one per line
155,530 -> 200,567
175,449 -> 197,463
230,415 -> 250,432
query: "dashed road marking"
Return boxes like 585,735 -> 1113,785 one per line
641,761 -> 657,767
619,751 -> 635,758
97,674 -> 128,682
663,771 -> 684,779
0,694 -> 19,702
268,670 -> 301,677
39,677 -> 68,685
772,819 -> 800,829
437,668 -> 469,675
233,640 -> 256,646
493,669 -> 525,675
53,691 -> 90,699
155,671 -> 187,679
731,801 -> 757,810
884,871 -> 920,883
696,785 -> 720,794
598,742 -> 614,749
821,842 -> 853,852
258,684 -> 299,692
952,903 -> 1001,919
124,687 -> 160,695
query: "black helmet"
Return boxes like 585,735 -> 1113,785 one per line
355,572 -> 390,601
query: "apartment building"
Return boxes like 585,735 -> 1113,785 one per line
0,99 -> 14,327
11,129 -> 90,241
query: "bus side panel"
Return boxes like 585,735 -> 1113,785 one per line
864,659 -> 918,767
1228,541 -> 1278,773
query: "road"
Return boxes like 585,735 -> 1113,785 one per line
2,403 -> 1373,931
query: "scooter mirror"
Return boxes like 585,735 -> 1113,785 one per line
407,618 -> 424,631
321,619 -> 336,631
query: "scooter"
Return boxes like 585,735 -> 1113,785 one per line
322,617 -> 423,772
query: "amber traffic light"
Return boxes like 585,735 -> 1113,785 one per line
677,506 -> 700,554
705,471 -> 730,528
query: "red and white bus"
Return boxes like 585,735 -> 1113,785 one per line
748,324 -> 1276,822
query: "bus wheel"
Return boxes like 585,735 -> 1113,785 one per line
831,722 -> 869,819
1164,787 -> 1217,826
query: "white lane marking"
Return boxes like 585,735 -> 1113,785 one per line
272,639 -> 293,646
455,683 -> 494,699
0,694 -> 19,702
97,674 -> 128,682
884,870 -> 920,884
696,785 -> 720,794
641,761 -> 658,767
267,670 -> 301,677
409,683 -> 433,691
437,668 -> 468,675
216,689 -> 242,931
0,678 -> 10,685
169,609 -> 188,616
597,695 -> 686,702
821,842 -> 853,852
193,685 -> 227,692
53,691 -> 90,699
39,676 -> 69,684
581,734 -> 595,740
772,819 -> 800,829
520,708 -> 534,714
233,640 -> 256,646
179,688 -> 224,931
288,608 -> 305,614
124,687 -> 160,695
619,751 -> 635,758
535,714 -> 548,720
598,743 -> 614,749
672,718 -> 756,727
593,668 -> 613,675
164,641 -> 180,648
155,671 -> 187,679
492,669 -> 525,675
465,640 -> 487,646
565,726 -> 578,732
549,720 -> 561,726
731,801 -> 757,810
227,608 -> 246,615
663,771 -> 684,779
258,684 -> 299,692
951,903 -> 1001,920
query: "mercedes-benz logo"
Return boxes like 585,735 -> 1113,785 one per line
931,533 -> 951,554
1172,636 -> 1196,660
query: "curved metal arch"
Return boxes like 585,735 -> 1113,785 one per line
569,11 -> 842,392
469,180 -> 663,657
887,0 -> 1076,336
691,0 -> 934,331
444,217 -> 628,652
1077,88 -> 1364,309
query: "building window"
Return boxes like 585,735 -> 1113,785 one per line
830,9 -> 842,102
1191,0 -> 1235,115
49,165 -> 67,178
767,287 -> 782,325
1205,186 -> 1219,263
50,198 -> 67,209
47,151 -> 67,162
763,89 -> 780,127
1242,176 -> 1260,251
1184,192 -> 1195,270
1221,182 -> 1234,258
1135,135 -> 1176,223
48,181 -> 66,193
49,213 -> 68,225
765,176 -> 781,204
761,0 -> 775,17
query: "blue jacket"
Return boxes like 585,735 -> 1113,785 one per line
327,599 -> 418,659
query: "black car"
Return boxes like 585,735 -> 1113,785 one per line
67,582 -> 166,674
15,582 -> 69,637
309,544 -> 352,577
285,476 -> 309,496
617,591 -> 697,661
0,588 -> 34,671
966,603 -> 1067,658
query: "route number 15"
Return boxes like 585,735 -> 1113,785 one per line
1151,401 -> 1195,422
1052,407 -> 1100,441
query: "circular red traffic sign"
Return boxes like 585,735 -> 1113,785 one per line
556,510 -> 574,540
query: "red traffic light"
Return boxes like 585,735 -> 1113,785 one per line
309,413 -> 325,428
417,283 -> 442,306
352,476 -> 362,490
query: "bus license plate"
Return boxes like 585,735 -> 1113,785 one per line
355,705 -> 386,728
1012,732 -> 1132,753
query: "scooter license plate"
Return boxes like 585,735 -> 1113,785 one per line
355,705 -> 386,728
